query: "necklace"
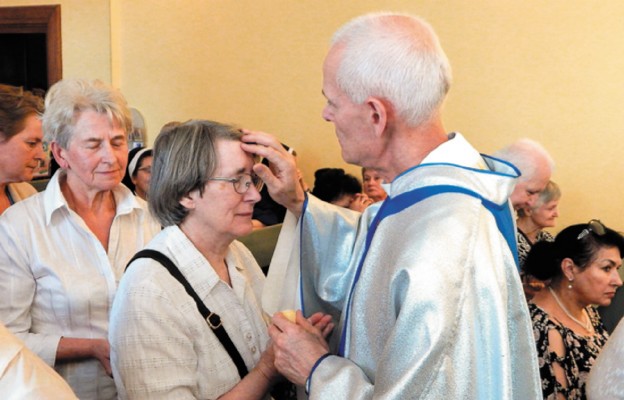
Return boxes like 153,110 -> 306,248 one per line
548,286 -> 592,331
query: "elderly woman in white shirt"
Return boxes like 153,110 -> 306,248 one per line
110,120 -> 332,399
0,79 -> 161,399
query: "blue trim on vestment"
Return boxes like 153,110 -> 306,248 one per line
337,184 -> 519,356
393,153 -> 521,183
306,352 -> 332,395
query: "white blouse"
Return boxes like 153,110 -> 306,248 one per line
0,170 -> 161,400
109,225 -> 270,400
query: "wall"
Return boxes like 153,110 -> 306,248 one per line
4,1 -> 624,231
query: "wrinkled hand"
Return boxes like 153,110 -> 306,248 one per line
306,312 -> 335,339
91,338 -> 112,376
241,130 -> 305,217
269,310 -> 332,386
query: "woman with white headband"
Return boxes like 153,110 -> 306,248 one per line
122,146 -> 153,200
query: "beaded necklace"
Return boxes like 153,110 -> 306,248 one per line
548,286 -> 592,331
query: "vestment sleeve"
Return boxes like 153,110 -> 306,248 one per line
299,195 -> 364,320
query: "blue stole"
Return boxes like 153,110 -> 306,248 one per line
337,184 -> 518,357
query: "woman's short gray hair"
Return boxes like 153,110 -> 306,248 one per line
533,180 -> 561,209
148,119 -> 243,227
517,180 -> 561,218
42,79 -> 132,149
331,12 -> 452,127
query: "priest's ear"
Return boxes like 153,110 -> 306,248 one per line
365,96 -> 394,138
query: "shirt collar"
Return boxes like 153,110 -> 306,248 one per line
43,170 -> 147,225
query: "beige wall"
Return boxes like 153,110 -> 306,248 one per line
4,0 -> 112,82
5,1 -> 624,231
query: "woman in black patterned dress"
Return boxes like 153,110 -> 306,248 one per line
525,221 -> 624,399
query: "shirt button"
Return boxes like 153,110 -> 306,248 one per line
251,346 -> 257,354
246,333 -> 252,341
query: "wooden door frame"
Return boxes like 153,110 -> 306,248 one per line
0,5 -> 62,86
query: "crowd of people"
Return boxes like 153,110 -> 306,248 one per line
1,10 -> 623,400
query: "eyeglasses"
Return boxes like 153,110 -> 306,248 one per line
577,219 -> 606,240
207,173 -> 264,194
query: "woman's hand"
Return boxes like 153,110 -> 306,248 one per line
91,338 -> 112,376
57,337 -> 112,376
348,193 -> 373,212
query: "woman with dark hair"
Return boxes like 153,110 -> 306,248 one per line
0,84 -> 45,214
526,220 -> 624,399
122,146 -> 153,200
312,168 -> 371,212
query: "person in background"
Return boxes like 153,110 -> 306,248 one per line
252,144 -> 308,229
0,84 -> 45,214
493,138 -> 554,211
0,79 -> 161,400
525,220 -> 623,399
122,146 -> 152,200
361,167 -> 387,203
517,180 -> 562,298
586,318 -> 624,399
0,323 -> 78,399
312,167 -> 371,212
244,11 -> 541,398
109,120 -> 332,399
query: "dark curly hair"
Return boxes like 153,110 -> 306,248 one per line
311,168 -> 362,203
525,222 -> 624,282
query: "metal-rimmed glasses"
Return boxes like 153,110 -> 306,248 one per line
577,219 -> 606,240
207,173 -> 264,194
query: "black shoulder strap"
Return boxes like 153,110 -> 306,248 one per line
126,249 -> 249,379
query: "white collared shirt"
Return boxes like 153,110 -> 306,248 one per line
110,225 -> 269,399
0,170 -> 161,400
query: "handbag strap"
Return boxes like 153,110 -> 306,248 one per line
126,249 -> 249,379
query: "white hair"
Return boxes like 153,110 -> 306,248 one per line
493,138 -> 555,182
330,12 -> 452,127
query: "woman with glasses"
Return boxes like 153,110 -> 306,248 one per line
525,220 -> 624,399
0,84 -> 45,214
121,146 -> 153,200
110,120 -> 332,399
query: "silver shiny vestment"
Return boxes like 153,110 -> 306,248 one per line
279,133 -> 542,399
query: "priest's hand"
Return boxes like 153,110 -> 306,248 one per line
241,130 -> 305,217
